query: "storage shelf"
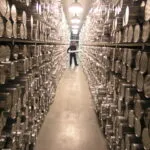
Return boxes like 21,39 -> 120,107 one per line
11,0 -> 28,11
82,42 -> 150,49
0,38 -> 69,45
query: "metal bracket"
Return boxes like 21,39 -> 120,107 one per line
142,44 -> 145,50
12,39 -> 15,46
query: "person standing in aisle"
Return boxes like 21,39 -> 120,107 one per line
67,42 -> 78,67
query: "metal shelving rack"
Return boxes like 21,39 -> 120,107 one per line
82,42 -> 150,49
0,37 -> 69,45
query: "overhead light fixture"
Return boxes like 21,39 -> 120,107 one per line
72,29 -> 78,34
69,0 -> 83,14
71,14 -> 80,24
72,25 -> 79,29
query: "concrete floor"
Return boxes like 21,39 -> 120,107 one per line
34,67 -> 107,150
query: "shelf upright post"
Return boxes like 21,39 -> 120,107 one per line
12,39 -> 15,46
142,43 -> 145,51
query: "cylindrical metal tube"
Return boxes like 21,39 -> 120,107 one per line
136,71 -> 144,92
142,128 -> 150,149
144,74 -> 150,98
142,21 -> 150,42
127,25 -> 134,43
128,110 -> 135,128
140,52 -> 150,74
133,23 -> 141,43
5,19 -> 13,38
135,51 -> 142,70
135,100 -> 150,119
0,16 -> 5,37
11,4 -> 17,23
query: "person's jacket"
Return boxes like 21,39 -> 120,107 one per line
67,45 -> 77,54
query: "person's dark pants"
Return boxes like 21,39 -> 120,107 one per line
70,53 -> 78,66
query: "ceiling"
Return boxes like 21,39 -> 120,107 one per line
62,0 -> 93,32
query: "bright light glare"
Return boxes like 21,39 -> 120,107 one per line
72,31 -> 78,34
36,3 -> 39,12
72,29 -> 78,34
72,29 -> 78,32
69,2 -> 83,13
69,6 -> 83,13
72,25 -> 79,29
71,18 -> 80,24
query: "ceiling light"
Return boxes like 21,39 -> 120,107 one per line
72,25 -> 79,29
69,0 -> 83,14
71,14 -> 80,24
72,29 -> 78,32
72,31 -> 78,34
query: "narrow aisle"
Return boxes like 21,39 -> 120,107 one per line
35,67 -> 107,150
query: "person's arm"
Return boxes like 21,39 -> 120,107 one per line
67,46 -> 70,53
